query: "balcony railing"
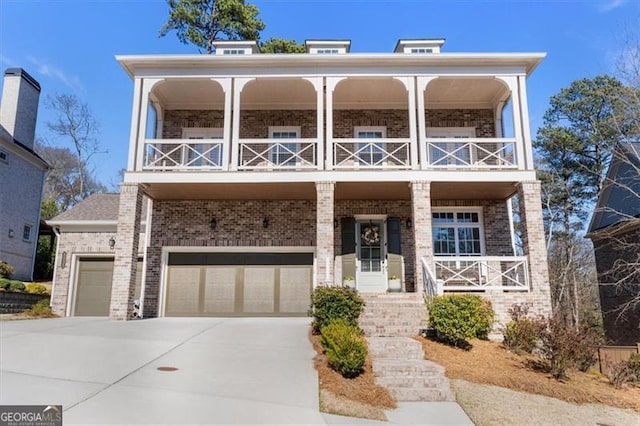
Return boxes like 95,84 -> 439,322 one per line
143,139 -> 224,170
434,256 -> 529,292
333,138 -> 411,169
238,138 -> 318,170
424,138 -> 517,168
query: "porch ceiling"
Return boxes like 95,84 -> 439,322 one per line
144,182 -> 317,200
242,78 -> 317,109
431,181 -> 517,200
154,79 -> 225,109
425,78 -> 509,108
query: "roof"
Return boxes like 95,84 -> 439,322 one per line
0,124 -> 49,169
587,142 -> 640,235
49,193 -> 120,223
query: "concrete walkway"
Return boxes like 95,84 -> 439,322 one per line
0,317 -> 472,425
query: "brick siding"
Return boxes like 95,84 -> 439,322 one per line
425,109 -> 496,137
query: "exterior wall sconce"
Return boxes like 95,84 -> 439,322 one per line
210,217 -> 217,230
7,229 -> 14,238
60,251 -> 67,269
109,237 -> 116,249
334,218 -> 339,229
406,218 -> 413,229
262,218 -> 269,228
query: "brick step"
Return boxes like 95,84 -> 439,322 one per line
361,326 -> 421,337
360,308 -> 426,315
362,300 -> 426,307
372,359 -> 445,375
367,338 -> 424,359
386,386 -> 454,402
376,375 -> 449,389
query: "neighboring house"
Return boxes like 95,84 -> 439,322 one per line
0,68 -> 49,281
49,39 -> 552,323
587,142 -> 640,345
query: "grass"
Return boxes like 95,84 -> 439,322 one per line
417,336 -> 640,412
310,332 -> 396,421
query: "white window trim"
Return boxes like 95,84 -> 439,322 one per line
354,126 -> 387,166
431,207 -> 486,256
268,126 -> 301,166
22,223 -> 33,242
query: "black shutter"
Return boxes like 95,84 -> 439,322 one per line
387,217 -> 402,255
341,217 -> 356,255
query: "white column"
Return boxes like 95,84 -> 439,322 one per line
416,76 -> 438,169
325,77 -> 344,171
127,78 -> 142,171
518,75 -> 534,170
304,77 -> 324,170
135,78 -> 164,171
214,78 -> 232,170
231,78 -> 254,171
393,76 -> 418,169
497,76 -> 525,170
494,101 -> 505,138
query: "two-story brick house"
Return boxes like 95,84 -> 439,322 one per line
49,39 -> 551,326
0,68 -> 49,281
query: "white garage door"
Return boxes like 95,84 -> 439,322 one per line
165,253 -> 313,317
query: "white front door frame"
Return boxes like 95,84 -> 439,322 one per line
354,214 -> 388,292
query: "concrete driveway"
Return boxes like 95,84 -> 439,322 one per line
0,317 -> 326,424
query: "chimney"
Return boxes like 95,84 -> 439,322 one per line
0,68 -> 41,150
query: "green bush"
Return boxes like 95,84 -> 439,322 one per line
8,280 -> 25,292
320,319 -> 367,378
428,294 -> 495,347
26,283 -> 50,295
310,286 -> 365,334
22,299 -> 55,318
0,261 -> 15,278
503,303 -> 546,354
572,322 -> 603,372
0,278 -> 10,291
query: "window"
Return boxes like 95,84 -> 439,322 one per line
432,210 -> 483,256
410,48 -> 433,53
222,49 -> 246,55
426,127 -> 475,166
269,126 -> 300,166
181,128 -> 223,167
0,150 -> 7,163
354,126 -> 386,166
22,224 -> 32,242
316,49 -> 340,54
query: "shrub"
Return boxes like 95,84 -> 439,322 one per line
0,278 -> 10,291
310,286 -> 365,334
26,283 -> 50,295
572,322 -> 603,372
320,319 -> 367,378
8,280 -> 25,292
607,354 -> 640,388
428,294 -> 495,348
0,261 -> 15,278
22,299 -> 56,318
503,303 -> 546,354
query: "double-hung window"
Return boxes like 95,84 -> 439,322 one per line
432,210 -> 483,257
354,126 -> 386,166
269,126 -> 300,167
182,128 -> 223,167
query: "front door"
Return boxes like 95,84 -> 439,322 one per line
356,220 -> 387,292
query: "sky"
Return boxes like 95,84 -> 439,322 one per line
1,0 -> 639,188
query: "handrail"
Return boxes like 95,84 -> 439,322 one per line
421,257 -> 440,302
433,256 -> 529,291
424,137 -> 517,168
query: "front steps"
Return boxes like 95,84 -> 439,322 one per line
360,294 -> 454,402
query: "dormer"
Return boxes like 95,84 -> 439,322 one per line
305,40 -> 351,54
394,39 -> 445,54
212,40 -> 259,55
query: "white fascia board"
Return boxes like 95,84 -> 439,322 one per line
124,170 -> 537,184
116,52 -> 546,78
0,138 -> 49,170
47,220 -> 117,227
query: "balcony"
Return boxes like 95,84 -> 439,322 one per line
238,138 -> 318,170
143,139 -> 224,171
333,138 -> 411,169
424,138 -> 517,169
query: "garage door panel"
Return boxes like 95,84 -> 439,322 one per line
279,268 -> 312,313
204,267 -> 236,313
166,267 -> 201,315
243,268 -> 275,313
74,259 -> 114,316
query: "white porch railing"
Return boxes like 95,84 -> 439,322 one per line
421,257 -> 441,301
424,138 -> 517,169
238,138 -> 317,170
333,138 -> 411,169
434,256 -> 529,292
143,139 -> 224,170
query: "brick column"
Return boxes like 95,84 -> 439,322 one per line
109,183 -> 143,320
517,181 -> 552,317
411,181 -> 432,295
316,181 -> 335,286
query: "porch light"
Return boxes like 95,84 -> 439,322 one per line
109,237 -> 116,249
262,217 -> 269,229
406,218 -> 412,229
210,217 -> 217,230
7,229 -> 14,238
60,252 -> 67,269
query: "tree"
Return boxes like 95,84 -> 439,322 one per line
159,0 -> 265,53
38,144 -> 106,212
45,93 -> 105,207
260,38 -> 305,53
